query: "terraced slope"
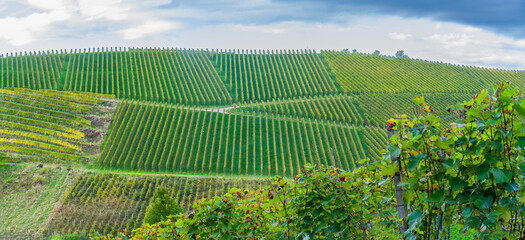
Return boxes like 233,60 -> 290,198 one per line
211,49 -> 340,102
235,94 -> 365,125
464,66 -> 525,90
98,101 -> 371,177
1,48 -> 516,238
0,88 -> 114,162
321,51 -> 487,93
49,173 -> 267,235
63,48 -> 232,106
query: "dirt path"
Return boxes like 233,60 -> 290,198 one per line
188,96 -> 334,114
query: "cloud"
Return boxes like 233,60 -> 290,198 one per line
388,32 -> 413,40
77,0 -> 131,21
0,0 -> 182,46
272,0 -> 525,38
0,0 -> 72,45
0,0 -> 525,70
233,24 -> 286,34
119,20 -> 179,40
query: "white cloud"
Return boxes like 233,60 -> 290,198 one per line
119,20 -> 179,40
1,2 -> 525,70
233,24 -> 286,34
388,32 -> 413,40
0,1 -> 72,46
26,0 -> 69,10
77,0 -> 131,21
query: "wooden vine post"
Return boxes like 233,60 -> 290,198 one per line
387,128 -> 408,233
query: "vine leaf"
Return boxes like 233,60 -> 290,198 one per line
490,168 -> 511,184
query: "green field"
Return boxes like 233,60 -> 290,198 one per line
1,48 -> 522,237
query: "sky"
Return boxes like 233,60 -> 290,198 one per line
1,0 -> 525,69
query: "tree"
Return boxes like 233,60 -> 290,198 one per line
143,187 -> 183,225
372,50 -> 380,55
395,50 -> 408,58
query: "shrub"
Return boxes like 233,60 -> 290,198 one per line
384,82 -> 525,239
98,164 -> 400,239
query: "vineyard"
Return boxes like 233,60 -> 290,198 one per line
63,48 -> 232,106
211,49 -> 340,102
235,94 -> 365,125
49,173 -> 267,234
0,51 -> 64,90
0,88 -> 114,163
97,101 -> 379,177
321,50 -> 490,93
0,48 -> 522,238
353,92 -> 474,126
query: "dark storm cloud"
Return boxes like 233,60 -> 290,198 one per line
165,0 -> 525,38
287,0 -> 525,37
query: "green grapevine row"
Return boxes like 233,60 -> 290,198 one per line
236,94 -> 365,125
98,101 -> 374,177
0,51 -> 64,89
353,92 -> 474,126
63,48 -> 232,105
321,50 -> 487,93
0,89 -> 107,161
211,49 -> 340,102
49,173 -> 267,235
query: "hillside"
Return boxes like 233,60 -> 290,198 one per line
1,48 -> 523,237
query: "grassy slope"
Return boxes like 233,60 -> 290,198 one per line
0,163 -> 79,238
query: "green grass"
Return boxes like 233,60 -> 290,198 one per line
0,162 -> 78,237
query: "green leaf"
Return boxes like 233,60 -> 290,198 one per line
474,195 -> 494,209
407,156 -> 420,171
362,193 -> 370,201
428,190 -> 444,202
390,145 -> 401,159
514,102 -> 525,118
493,206 -> 511,222
474,90 -> 488,105
476,164 -> 490,180
378,178 -> 388,186
436,138 -> 453,150
498,95 -> 511,103
519,163 -> 525,174
504,181 -> 519,192
450,177 -> 467,191
517,137 -> 525,149
498,128 -> 513,137
462,207 -> 472,218
490,168 -> 512,183
491,140 -> 504,152
381,164 -> 398,177
442,158 -> 455,169
212,229 -> 221,238
412,96 -> 424,105
407,210 -> 422,232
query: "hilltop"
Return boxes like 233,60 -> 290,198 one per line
0,48 -> 522,237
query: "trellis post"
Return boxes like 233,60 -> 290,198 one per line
387,129 -> 408,234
